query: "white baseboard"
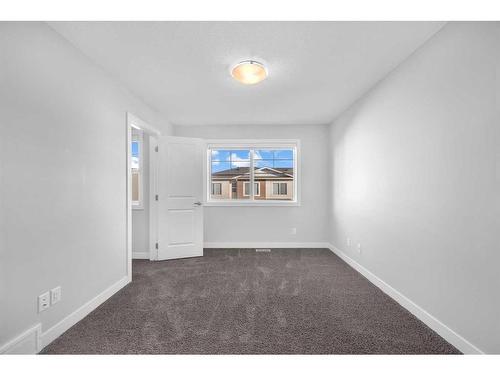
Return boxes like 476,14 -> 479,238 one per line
0,324 -> 41,354
40,276 -> 130,351
204,242 -> 330,249
327,243 -> 483,354
132,251 -> 150,259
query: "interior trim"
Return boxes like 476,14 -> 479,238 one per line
203,242 -> 330,249
327,243 -> 484,354
0,324 -> 41,354
40,276 -> 130,352
132,251 -> 150,259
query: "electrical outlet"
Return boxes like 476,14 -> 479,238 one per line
289,227 -> 297,235
357,243 -> 362,254
51,286 -> 61,305
38,292 -> 50,313
347,237 -> 351,247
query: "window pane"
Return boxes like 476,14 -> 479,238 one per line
254,150 -> 273,159
211,161 -> 231,173
255,149 -> 294,201
229,149 -> 250,161
131,141 -> 139,169
234,159 -> 250,199
232,161 -> 250,170
254,159 -> 273,169
211,150 -> 230,161
210,149 -> 250,200
254,149 -> 293,166
273,159 -> 293,168
274,149 -> 293,159
210,162 -> 231,200
131,141 -> 139,157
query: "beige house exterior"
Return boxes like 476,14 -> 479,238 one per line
211,167 -> 294,200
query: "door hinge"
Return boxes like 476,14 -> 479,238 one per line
155,146 -> 158,152
155,242 -> 159,250
155,194 -> 159,201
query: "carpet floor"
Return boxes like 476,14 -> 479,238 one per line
41,248 -> 460,354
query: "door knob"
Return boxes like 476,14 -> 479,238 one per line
194,201 -> 202,206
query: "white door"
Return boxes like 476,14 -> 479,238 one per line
156,136 -> 204,260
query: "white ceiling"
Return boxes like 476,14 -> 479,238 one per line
49,21 -> 445,126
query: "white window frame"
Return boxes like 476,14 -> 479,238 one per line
205,139 -> 300,206
131,130 -> 144,210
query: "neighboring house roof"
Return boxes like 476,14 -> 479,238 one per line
212,167 -> 293,180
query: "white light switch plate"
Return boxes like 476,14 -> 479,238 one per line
51,286 -> 61,305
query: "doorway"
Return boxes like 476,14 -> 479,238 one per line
126,113 -> 204,274
126,113 -> 160,277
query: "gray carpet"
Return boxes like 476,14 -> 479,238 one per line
41,248 -> 460,354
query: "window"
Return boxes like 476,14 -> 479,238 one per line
244,182 -> 260,196
212,182 -> 222,195
131,130 -> 143,209
273,182 -> 288,195
207,140 -> 299,205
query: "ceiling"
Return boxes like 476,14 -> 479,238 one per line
49,21 -> 445,126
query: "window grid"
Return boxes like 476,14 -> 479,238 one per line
208,143 -> 298,204
255,150 -> 293,169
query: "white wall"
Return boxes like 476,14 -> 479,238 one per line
328,22 -> 499,353
0,22 -> 171,351
2,20 -> 498,354
174,124 -> 330,245
132,133 -> 150,258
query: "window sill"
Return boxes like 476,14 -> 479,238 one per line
204,200 -> 300,207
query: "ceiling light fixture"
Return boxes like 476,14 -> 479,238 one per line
231,60 -> 268,85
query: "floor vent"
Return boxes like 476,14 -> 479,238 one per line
255,248 -> 271,252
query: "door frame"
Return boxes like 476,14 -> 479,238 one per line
126,112 -> 161,277
149,136 -> 159,260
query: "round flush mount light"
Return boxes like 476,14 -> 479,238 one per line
231,60 -> 268,85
